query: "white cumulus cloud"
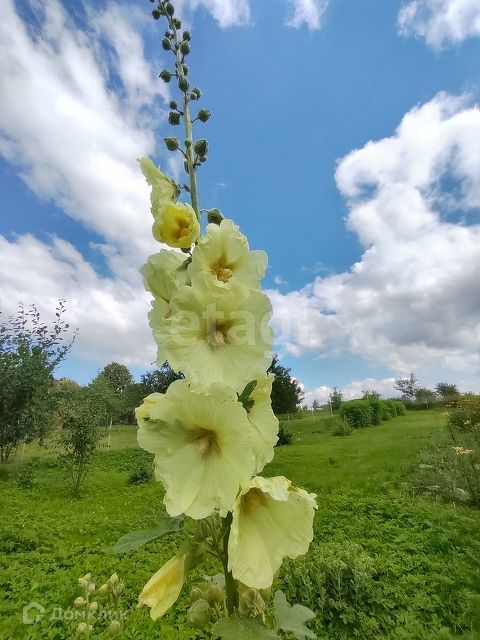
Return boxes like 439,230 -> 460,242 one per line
285,0 -> 329,29
270,92 -> 480,378
398,0 -> 480,48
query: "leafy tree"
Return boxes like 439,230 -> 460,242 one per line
140,362 -> 184,396
93,362 -> 133,394
60,386 -> 108,497
415,387 -> 436,409
435,382 -> 460,400
90,362 -> 139,424
0,302 -> 75,462
312,399 -> 320,411
268,355 -> 304,415
393,373 -> 418,402
330,387 -> 343,412
362,389 -> 380,399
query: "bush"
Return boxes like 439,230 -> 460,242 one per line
393,400 -> 406,415
326,416 -> 353,437
276,424 -> 293,445
447,395 -> 480,432
383,400 -> 397,419
127,464 -> 152,485
339,400 -> 373,429
15,459 -> 38,489
364,396 -> 384,425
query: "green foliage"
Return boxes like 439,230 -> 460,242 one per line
383,400 -> 397,419
213,617 -> 278,639
273,590 -> 316,639
363,395 -> 384,425
447,394 -> 480,432
435,382 -> 460,400
330,387 -> 343,412
140,362 -> 184,396
0,302 -> 75,462
127,464 -> 153,485
339,400 -> 373,429
276,424 -> 293,446
15,457 -> 38,489
60,387 -> 109,497
269,355 -> 304,415
90,362 -> 142,424
110,516 -> 184,554
329,417 -> 353,437
393,401 -> 406,415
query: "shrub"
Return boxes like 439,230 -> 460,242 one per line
364,396 -> 384,425
339,400 -> 373,429
393,400 -> 406,415
383,400 -> 397,419
127,464 -> 152,485
276,424 -> 293,445
15,459 -> 38,489
447,395 -> 480,433
327,416 -> 353,437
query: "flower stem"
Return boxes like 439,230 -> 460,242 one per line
222,512 -> 238,615
166,12 -> 201,222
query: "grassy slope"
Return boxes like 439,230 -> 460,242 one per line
1,412 -> 480,639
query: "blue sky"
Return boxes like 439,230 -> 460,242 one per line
1,0 -> 480,402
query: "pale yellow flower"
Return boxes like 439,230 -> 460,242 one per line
152,201 -> 200,249
228,476 -> 317,589
139,157 -> 179,211
138,554 -> 186,620
151,275 -> 273,390
188,219 -> 267,290
141,250 -> 187,302
246,374 -> 279,473
136,380 -> 257,519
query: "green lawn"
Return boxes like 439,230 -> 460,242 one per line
1,411 -> 480,639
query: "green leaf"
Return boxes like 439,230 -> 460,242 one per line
237,380 -> 257,413
110,516 -> 184,554
213,617 -> 279,640
274,590 -> 316,640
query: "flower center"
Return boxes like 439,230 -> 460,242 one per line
190,428 -> 221,457
241,487 -> 267,516
206,321 -> 232,348
212,258 -> 233,283
175,217 -> 190,239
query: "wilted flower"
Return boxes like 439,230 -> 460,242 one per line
151,275 -> 273,390
139,157 -> 179,210
188,219 -> 267,290
138,554 -> 186,620
152,201 -> 200,249
136,380 -> 256,518
228,476 -> 317,589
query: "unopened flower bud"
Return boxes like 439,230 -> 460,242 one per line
169,100 -> 178,110
88,583 -> 96,594
199,156 -> 207,163
185,139 -> 192,148
152,9 -> 161,20
168,111 -> 181,125
189,587 -> 203,603
99,583 -> 109,594
186,599 -> 211,628
182,64 -> 189,76
192,87 -> 202,99
89,601 -> 98,613
77,622 -> 92,634
109,620 -> 121,634
109,573 -> 119,585
174,18 -> 181,29
161,37 -> 171,51
204,582 -> 224,605
178,76 -> 189,92
194,139 -> 208,157
165,2 -> 175,16
183,30 -> 191,41
74,597 -> 85,607
184,160 -> 189,174
180,41 -> 190,55
159,69 -> 172,83
164,136 -> 180,151
198,109 -> 211,123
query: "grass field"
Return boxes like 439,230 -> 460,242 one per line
1,410 -> 480,639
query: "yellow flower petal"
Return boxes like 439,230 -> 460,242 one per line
141,249 -> 187,302
247,373 -> 279,473
152,201 -> 200,249
188,219 -> 267,289
139,157 -> 179,210
228,476 -> 317,589
138,554 -> 186,620
136,380 -> 257,519
150,275 -> 273,390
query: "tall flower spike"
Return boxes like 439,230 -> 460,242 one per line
228,476 -> 317,590
188,219 -> 267,290
136,380 -> 257,519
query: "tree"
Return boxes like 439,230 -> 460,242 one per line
90,362 -> 138,424
60,386 -> 108,498
312,399 -> 320,411
140,362 -> 184,396
0,302 -> 75,462
435,382 -> 460,400
268,355 -> 304,415
415,387 -> 436,409
93,362 -> 133,394
330,387 -> 343,412
393,373 -> 418,402
362,389 -> 380,399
